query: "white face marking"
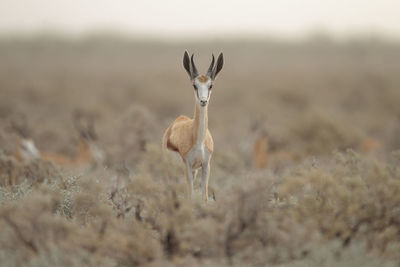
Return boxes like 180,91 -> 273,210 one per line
19,139 -> 40,160
194,78 -> 212,107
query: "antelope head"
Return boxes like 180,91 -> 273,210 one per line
183,51 -> 224,108
16,138 -> 40,162
74,113 -> 105,164
10,119 -> 40,162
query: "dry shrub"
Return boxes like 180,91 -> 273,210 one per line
0,187 -> 70,263
107,104 -> 158,167
0,156 -> 63,186
1,37 -> 400,266
279,150 -> 400,260
291,112 -> 365,155
1,145 -> 399,266
0,154 -> 17,186
121,146 -> 318,265
282,240 -> 397,267
0,177 -> 161,267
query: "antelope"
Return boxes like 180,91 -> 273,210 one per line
162,51 -> 224,202
10,120 -> 40,163
253,130 -> 269,169
10,116 -> 104,167
361,137 -> 383,153
41,115 -> 105,167
1,120 -> 40,186
252,129 -> 295,170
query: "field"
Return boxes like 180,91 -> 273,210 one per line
0,35 -> 400,266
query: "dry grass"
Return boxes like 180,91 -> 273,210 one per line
0,35 -> 400,266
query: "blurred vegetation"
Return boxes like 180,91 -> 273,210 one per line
0,35 -> 400,266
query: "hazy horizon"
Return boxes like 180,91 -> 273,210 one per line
1,0 -> 399,41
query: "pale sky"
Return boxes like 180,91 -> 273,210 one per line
1,0 -> 399,39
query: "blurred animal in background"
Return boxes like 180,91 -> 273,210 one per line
162,51 -> 224,202
10,118 -> 40,163
361,137 -> 384,154
251,122 -> 295,170
41,113 -> 105,167
0,118 -> 40,186
1,113 -> 104,186
253,130 -> 269,169
9,113 -> 105,168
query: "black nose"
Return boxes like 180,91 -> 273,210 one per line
200,100 -> 207,106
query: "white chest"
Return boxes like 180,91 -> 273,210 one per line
186,143 -> 207,170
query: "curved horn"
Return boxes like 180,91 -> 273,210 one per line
190,54 -> 199,79
206,54 -> 215,77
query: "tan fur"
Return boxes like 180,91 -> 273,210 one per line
253,134 -> 294,170
197,75 -> 210,83
41,140 -> 96,166
74,141 -> 94,165
163,100 -> 214,202
41,152 -> 74,165
362,137 -> 383,153
163,52 -> 223,201
13,145 -> 25,163
253,135 -> 269,169
14,138 -> 98,167
164,109 -> 213,159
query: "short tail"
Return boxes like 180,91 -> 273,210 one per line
162,125 -> 172,152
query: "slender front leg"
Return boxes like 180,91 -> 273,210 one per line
184,160 -> 194,199
201,158 -> 211,202
192,169 -> 198,183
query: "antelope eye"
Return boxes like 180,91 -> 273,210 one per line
193,84 -> 198,90
209,84 -> 213,90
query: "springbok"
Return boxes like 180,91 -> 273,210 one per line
11,116 -> 104,167
10,120 -> 40,163
252,126 -> 295,170
41,116 -> 105,167
2,119 -> 40,186
361,137 -> 383,153
253,131 -> 269,169
162,51 -> 224,202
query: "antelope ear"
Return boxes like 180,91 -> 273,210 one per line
211,53 -> 224,80
183,51 -> 192,79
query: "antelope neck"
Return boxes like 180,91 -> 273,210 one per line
193,104 -> 208,145
75,141 -> 92,163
